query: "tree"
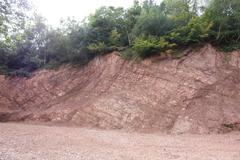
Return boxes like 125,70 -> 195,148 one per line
0,0 -> 29,42
5,15 -> 48,72
204,0 -> 240,43
2,0 -> 240,75
131,4 -> 174,38
124,0 -> 142,45
0,0 -> 30,74
88,6 -> 128,47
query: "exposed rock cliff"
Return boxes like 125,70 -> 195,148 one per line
1,44 -> 240,134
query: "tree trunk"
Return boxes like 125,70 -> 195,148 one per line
126,30 -> 131,46
217,25 -> 221,40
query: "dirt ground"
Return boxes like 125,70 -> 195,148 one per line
0,123 -> 240,160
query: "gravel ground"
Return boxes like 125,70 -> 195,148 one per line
0,123 -> 240,160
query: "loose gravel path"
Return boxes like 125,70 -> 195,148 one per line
0,123 -> 240,160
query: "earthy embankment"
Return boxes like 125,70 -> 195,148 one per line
0,123 -> 240,160
0,44 -> 240,134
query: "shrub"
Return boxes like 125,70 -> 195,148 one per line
8,70 -> 31,78
0,65 -> 9,75
132,37 -> 176,58
121,48 -> 139,60
221,43 -> 240,52
87,42 -> 108,54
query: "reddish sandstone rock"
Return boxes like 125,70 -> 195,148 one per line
0,44 -> 240,134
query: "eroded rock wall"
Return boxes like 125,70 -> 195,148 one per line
0,44 -> 240,134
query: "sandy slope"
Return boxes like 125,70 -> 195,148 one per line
0,123 -> 240,160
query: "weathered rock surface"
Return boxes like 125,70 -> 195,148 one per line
0,44 -> 240,134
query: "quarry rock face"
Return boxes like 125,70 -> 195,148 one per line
0,44 -> 240,134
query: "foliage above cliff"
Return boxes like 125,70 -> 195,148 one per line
1,0 -> 240,75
